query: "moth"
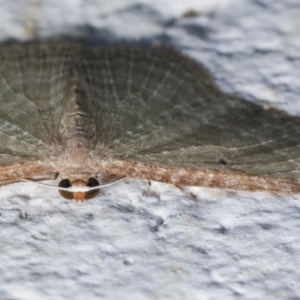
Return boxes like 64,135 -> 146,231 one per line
0,42 -> 299,201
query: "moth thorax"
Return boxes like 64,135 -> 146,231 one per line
59,178 -> 100,201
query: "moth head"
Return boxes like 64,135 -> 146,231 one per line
21,174 -> 124,202
58,178 -> 100,201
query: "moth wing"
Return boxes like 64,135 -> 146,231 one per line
0,161 -> 56,183
0,43 -> 80,181
80,48 -> 300,182
107,103 -> 300,181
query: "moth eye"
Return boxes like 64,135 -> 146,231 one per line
85,178 -> 100,199
59,179 -> 74,200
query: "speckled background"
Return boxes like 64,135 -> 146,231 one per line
1,1 -> 300,299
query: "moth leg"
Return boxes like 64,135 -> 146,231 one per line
174,184 -> 184,191
96,170 -> 126,186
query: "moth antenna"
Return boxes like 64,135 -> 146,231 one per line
21,178 -> 125,192
21,179 -> 71,191
96,177 -> 126,188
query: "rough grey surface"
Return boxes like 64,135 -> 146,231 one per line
1,0 -> 300,299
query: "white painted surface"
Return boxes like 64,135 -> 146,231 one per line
1,0 -> 300,299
